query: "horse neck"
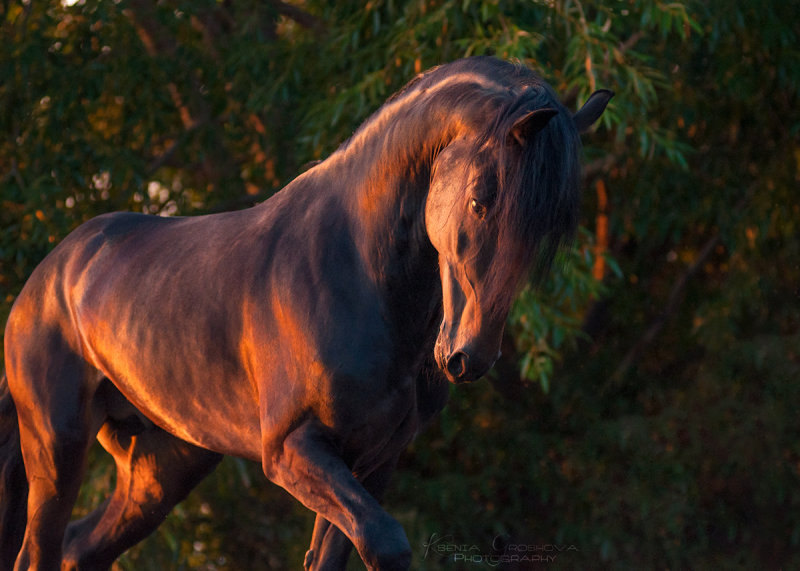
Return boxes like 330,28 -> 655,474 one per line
317,97 -> 467,344
328,101 -> 462,287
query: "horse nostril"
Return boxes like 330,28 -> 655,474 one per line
446,351 -> 469,379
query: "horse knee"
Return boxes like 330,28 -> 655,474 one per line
102,423 -> 219,509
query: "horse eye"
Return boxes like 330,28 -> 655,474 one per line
470,198 -> 487,218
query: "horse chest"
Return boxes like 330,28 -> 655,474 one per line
336,374 -> 420,472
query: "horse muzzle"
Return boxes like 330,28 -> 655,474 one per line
436,343 -> 501,384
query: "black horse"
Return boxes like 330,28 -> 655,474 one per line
0,56 -> 611,570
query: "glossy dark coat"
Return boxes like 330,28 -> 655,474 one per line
0,57 -> 611,570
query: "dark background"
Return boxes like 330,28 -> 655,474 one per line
1,1 -> 798,568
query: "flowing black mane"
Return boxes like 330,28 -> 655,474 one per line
489,67 -> 582,283
333,57 -> 581,304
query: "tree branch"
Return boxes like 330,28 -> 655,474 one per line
592,178 -> 609,281
619,31 -> 644,55
146,122 -> 205,176
607,187 -> 755,385
125,0 -> 204,129
609,232 -> 721,384
124,0 -> 244,194
273,1 -> 325,33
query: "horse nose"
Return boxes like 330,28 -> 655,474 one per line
445,351 -> 469,381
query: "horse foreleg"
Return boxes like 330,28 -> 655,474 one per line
62,421 -> 221,570
305,457 -> 400,571
266,420 -> 410,571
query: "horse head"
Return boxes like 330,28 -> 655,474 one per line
426,89 -> 613,383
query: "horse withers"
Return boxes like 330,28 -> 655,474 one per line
0,57 -> 611,570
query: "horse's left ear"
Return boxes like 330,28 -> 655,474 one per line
573,89 -> 614,133
507,108 -> 558,146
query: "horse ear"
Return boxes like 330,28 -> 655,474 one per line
573,89 -> 614,133
507,108 -> 558,146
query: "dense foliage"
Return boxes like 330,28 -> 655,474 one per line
2,0 -> 798,568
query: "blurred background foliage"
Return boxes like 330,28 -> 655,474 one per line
2,0 -> 799,568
